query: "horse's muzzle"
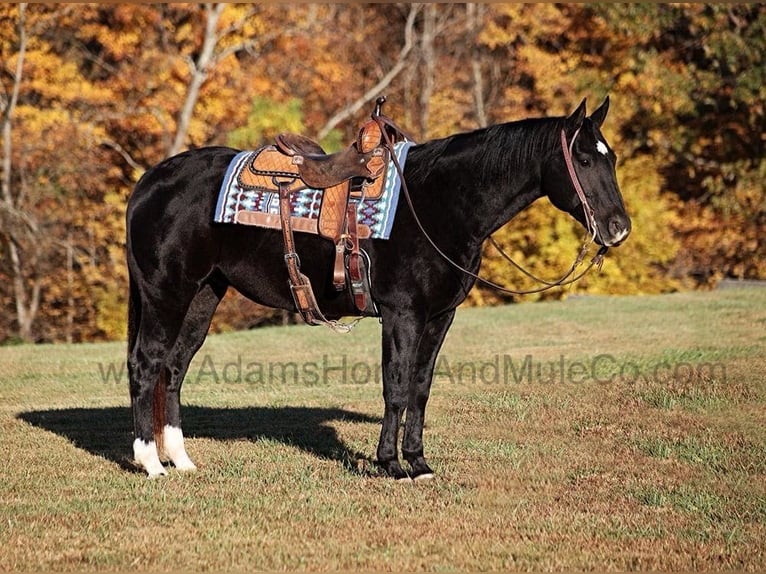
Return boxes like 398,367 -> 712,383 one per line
600,215 -> 631,247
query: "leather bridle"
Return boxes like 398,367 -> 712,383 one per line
560,127 -> 598,241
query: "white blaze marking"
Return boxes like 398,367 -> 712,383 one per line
162,425 -> 197,471
133,439 -> 167,478
596,140 -> 609,156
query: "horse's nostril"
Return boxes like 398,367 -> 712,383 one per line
608,217 -> 628,237
605,216 -> 631,245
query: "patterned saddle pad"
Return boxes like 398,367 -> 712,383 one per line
214,142 -> 413,240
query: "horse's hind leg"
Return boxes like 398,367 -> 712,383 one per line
161,280 -> 227,471
128,288 -> 194,477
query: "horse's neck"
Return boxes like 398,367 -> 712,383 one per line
407,122 -> 553,248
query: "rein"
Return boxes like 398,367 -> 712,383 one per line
374,115 -> 607,296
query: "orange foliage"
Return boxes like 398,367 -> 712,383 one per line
0,4 -> 763,342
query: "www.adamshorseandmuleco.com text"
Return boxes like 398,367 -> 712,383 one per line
98,353 -> 726,387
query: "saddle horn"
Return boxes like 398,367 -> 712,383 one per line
374,95 -> 387,117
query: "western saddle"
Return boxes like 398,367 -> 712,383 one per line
235,97 -> 407,327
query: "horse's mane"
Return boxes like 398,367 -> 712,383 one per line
407,117 -> 565,190
484,118 -> 564,175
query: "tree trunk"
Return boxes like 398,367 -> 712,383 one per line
316,4 -> 421,142
167,3 -> 225,158
467,4 -> 488,127
0,4 -> 40,343
418,4 -> 437,139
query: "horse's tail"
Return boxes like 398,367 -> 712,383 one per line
153,366 -> 167,456
127,276 -> 140,357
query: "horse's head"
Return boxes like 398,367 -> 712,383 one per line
543,97 -> 631,247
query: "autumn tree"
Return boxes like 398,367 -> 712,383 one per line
0,3 -> 35,342
0,3 -> 762,343
1,4 -> 119,342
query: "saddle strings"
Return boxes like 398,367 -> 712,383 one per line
374,114 -> 608,297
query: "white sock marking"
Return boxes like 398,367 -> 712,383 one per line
162,425 -> 197,471
596,140 -> 609,156
133,439 -> 167,478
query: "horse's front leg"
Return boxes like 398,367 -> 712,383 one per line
377,308 -> 455,480
376,309 -> 417,480
401,310 -> 455,480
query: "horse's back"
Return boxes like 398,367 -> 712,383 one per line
126,147 -> 239,283
128,147 -> 238,220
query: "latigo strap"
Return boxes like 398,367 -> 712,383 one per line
277,181 -> 323,326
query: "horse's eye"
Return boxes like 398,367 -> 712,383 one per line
580,158 -> 590,167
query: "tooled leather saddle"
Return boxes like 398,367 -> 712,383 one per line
235,97 -> 407,327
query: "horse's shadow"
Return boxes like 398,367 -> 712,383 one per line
17,405 -> 380,474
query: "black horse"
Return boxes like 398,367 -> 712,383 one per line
126,98 -> 630,479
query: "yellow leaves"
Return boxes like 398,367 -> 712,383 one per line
13,40 -> 113,110
93,285 -> 128,341
228,97 -> 305,150
16,104 -> 69,134
303,35 -> 356,96
470,199 -> 584,305
219,4 -> 268,42
479,6 -> 521,49
517,44 -> 576,108
79,23 -> 143,62
173,21 -> 197,48
469,153 -> 682,306
0,6 -> 22,55
313,56 -> 352,87
610,156 -> 680,280
479,4 -> 571,49
19,43 -> 113,106
427,89 -> 473,138
617,71 -> 638,92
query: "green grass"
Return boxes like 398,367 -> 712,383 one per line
1,287 -> 765,570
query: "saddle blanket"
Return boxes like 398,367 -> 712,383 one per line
214,141 -> 414,240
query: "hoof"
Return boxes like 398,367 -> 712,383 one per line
173,459 -> 197,472
413,472 -> 434,482
146,467 -> 168,479
163,426 -> 196,472
377,460 -> 410,481
134,439 -> 168,478
407,457 -> 435,481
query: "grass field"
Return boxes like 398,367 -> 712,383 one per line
1,287 -> 765,571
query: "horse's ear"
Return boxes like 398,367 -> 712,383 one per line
589,96 -> 610,128
566,98 -> 587,134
